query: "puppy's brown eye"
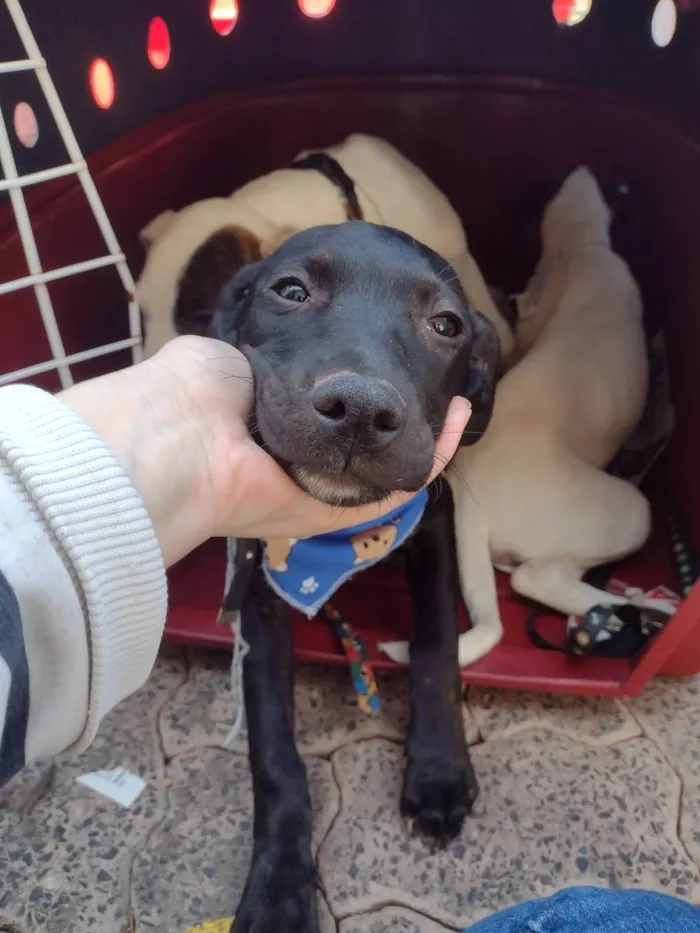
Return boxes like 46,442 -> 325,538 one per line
273,279 -> 309,303
430,313 -> 461,338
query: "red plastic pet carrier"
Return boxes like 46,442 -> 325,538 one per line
2,0 -> 700,697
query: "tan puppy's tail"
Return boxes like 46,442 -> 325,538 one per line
448,470 -> 504,666
541,165 -> 611,257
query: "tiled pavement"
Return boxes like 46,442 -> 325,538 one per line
1,645 -> 700,932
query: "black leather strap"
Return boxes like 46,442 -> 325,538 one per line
217,538 -> 259,625
291,152 -> 364,221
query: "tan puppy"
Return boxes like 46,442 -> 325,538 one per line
135,133 -> 514,363
447,166 -> 651,666
379,166 -> 650,667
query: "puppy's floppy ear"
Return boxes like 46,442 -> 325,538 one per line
460,309 -> 500,446
209,260 -> 262,348
174,226 -> 262,338
139,210 -> 177,251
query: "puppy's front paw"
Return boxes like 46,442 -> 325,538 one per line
232,851 -> 319,933
377,639 -> 410,664
232,885 -> 319,933
457,625 -> 503,667
401,754 -> 478,845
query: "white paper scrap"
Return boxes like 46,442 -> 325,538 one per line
75,767 -> 146,808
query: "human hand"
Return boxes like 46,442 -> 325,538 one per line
60,336 -> 471,567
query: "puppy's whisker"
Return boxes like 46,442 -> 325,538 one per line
429,475 -> 444,502
376,491 -> 391,518
442,460 -> 480,508
218,369 -> 254,383
207,356 -> 249,362
438,429 -> 502,438
376,490 -> 398,520
467,430 -> 508,439
440,429 -> 510,439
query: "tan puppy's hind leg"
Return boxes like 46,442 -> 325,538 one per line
510,560 -> 630,618
510,477 -> 651,618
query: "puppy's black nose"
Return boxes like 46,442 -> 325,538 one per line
311,374 -> 406,448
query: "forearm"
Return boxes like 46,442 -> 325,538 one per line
0,385 -> 167,782
58,349 -> 225,568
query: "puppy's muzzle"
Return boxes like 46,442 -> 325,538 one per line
311,372 -> 407,452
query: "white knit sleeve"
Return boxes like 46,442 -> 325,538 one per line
0,384 -> 167,756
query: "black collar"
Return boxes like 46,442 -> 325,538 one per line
290,151 -> 364,221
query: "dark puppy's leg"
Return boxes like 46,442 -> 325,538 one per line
401,485 -> 479,843
232,563 -> 319,933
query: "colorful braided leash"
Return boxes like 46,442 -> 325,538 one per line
322,602 -> 380,714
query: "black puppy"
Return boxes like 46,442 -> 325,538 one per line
211,221 -> 498,933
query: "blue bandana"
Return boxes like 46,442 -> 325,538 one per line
262,489 -> 429,617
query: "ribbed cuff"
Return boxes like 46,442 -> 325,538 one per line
0,384 -> 168,751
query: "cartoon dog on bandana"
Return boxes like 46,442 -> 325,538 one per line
263,538 -> 297,572
350,525 -> 398,564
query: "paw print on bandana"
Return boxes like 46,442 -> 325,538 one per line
300,576 -> 319,596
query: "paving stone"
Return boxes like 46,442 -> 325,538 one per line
0,652 -> 185,933
319,890 -> 337,933
0,759 -> 56,816
161,651 -> 478,759
292,667 -> 478,755
132,749 -> 339,932
339,906 -> 453,933
469,686 -> 640,746
6,639 -> 695,933
319,733 -> 699,928
160,649 -> 237,756
624,675 -> 700,868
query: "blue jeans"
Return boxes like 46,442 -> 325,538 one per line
464,887 -> 700,932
